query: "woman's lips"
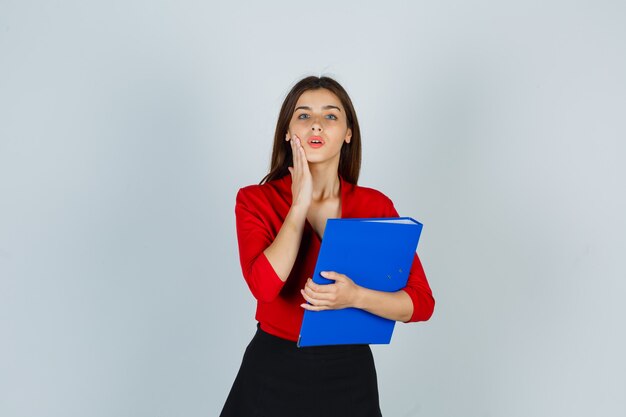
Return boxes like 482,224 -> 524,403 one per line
307,136 -> 325,148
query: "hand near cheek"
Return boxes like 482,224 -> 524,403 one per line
287,134 -> 312,209
300,271 -> 361,311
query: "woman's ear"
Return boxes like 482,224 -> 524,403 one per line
345,128 -> 352,143
285,131 -> 290,141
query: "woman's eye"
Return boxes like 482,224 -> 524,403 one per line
297,114 -> 337,120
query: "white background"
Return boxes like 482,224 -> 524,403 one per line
1,1 -> 625,416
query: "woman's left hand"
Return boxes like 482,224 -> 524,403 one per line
300,271 -> 361,311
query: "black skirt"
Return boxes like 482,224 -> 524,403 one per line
220,323 -> 383,417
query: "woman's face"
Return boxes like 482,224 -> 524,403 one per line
286,88 -> 352,166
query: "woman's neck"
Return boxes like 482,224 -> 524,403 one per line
308,162 -> 341,201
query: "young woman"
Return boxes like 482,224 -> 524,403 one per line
220,76 -> 435,417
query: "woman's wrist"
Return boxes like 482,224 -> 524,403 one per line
288,203 -> 309,221
352,285 -> 367,310
275,204 -> 306,236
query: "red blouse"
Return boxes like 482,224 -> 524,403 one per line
234,174 -> 435,342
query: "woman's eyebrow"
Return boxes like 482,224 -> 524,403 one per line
295,105 -> 342,112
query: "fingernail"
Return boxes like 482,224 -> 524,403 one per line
321,271 -> 328,276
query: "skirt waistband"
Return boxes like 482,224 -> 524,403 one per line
254,322 -> 370,355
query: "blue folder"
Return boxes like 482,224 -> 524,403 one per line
297,217 -> 423,347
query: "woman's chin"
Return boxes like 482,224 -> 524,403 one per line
307,158 -> 332,166
306,154 -> 340,165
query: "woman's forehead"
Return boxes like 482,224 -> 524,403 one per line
296,89 -> 342,109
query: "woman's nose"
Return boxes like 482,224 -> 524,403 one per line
311,118 -> 323,132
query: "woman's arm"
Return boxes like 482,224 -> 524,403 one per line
235,135 -> 312,302
300,271 -> 414,322
356,286 -> 414,322
262,204 -> 307,281
263,135 -> 312,281
300,256 -> 434,322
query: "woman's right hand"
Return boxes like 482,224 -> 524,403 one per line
287,134 -> 313,209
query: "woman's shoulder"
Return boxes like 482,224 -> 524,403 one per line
236,175 -> 290,203
347,181 -> 397,216
350,181 -> 394,205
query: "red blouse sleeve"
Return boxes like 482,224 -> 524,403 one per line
234,188 -> 285,302
383,197 -> 435,323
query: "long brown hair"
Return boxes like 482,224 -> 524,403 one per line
259,76 -> 362,185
